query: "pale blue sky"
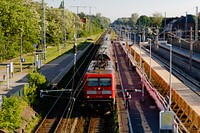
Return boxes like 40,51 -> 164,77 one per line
36,0 -> 199,22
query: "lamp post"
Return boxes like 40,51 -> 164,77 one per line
189,27 -> 193,72
6,65 -> 10,89
134,32 -> 136,44
167,44 -> 172,110
142,61 -> 145,101
138,35 -> 142,68
148,39 -> 152,81
168,28 -> 197,72
20,28 -> 23,73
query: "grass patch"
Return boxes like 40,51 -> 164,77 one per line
24,115 -> 41,133
0,34 -> 101,73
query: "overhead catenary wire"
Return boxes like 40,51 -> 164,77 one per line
63,33 -> 107,127
63,44 -> 97,127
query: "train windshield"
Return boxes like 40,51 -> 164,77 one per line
87,78 -> 112,86
100,78 -> 111,86
87,78 -> 98,86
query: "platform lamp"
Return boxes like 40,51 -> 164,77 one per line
20,28 -> 23,73
138,35 -> 142,68
166,44 -> 172,110
148,39 -> 152,81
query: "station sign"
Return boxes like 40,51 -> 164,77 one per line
159,110 -> 174,130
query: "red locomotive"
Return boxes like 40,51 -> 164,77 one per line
83,35 -> 116,111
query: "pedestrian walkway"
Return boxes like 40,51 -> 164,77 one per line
114,42 -> 160,133
0,72 -> 29,97
0,48 -> 86,101
115,61 -> 129,133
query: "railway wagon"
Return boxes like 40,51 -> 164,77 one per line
83,35 -> 116,110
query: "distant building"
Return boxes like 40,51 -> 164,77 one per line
162,14 -> 196,38
163,15 -> 195,30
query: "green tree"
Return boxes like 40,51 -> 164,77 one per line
0,0 -> 109,61
150,12 -> 163,28
137,15 -> 150,28
0,96 -> 24,131
131,13 -> 139,28
0,0 -> 39,60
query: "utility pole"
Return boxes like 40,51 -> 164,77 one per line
62,0 -> 66,48
72,33 -> 77,90
156,28 -> 159,49
20,29 -> 23,72
168,28 -> 196,72
71,6 -> 95,37
189,27 -> 193,72
164,12 -> 166,40
142,28 -> 145,42
195,6 -> 198,41
88,6 -> 95,32
70,6 -> 83,38
6,65 -> 9,89
185,12 -> 188,39
42,0 -> 46,60
138,19 -> 141,33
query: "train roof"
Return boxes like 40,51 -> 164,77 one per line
86,60 -> 114,74
95,39 -> 112,61
86,33 -> 114,74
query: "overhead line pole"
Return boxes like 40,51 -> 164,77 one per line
167,29 -> 196,72
88,6 -> 95,31
62,0 -> 66,48
70,6 -> 82,38
189,27 -> 193,72
185,12 -> 188,39
195,6 -> 198,41
70,6 -> 95,37
42,0 -> 46,60
164,12 -> 166,40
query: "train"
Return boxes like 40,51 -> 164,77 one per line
83,34 -> 116,111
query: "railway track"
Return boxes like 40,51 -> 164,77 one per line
35,96 -> 70,133
34,31 -> 110,132
143,45 -> 200,96
34,43 -> 99,132
88,116 -> 105,133
87,113 -> 112,133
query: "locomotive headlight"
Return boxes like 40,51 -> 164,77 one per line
87,96 -> 90,98
98,87 -> 101,90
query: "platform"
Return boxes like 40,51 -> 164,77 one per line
114,42 -> 160,133
130,44 -> 200,132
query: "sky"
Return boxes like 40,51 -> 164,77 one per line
35,0 -> 200,22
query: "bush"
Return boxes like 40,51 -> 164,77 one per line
0,96 -> 25,131
24,84 -> 38,106
28,72 -> 47,90
23,72 -> 48,106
